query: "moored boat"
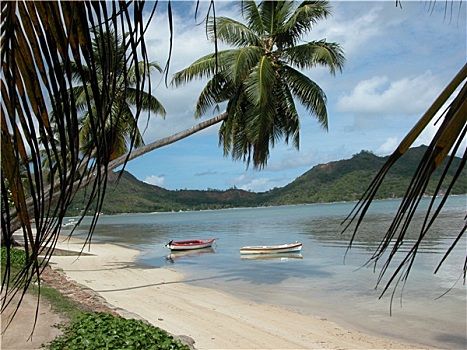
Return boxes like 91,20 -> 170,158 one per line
165,238 -> 218,251
62,219 -> 77,228
239,242 -> 302,255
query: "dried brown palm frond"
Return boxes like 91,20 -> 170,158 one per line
1,0 -> 221,331
0,0 -> 158,330
342,63 -> 466,306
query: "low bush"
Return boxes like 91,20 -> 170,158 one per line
1,246 -> 26,271
47,312 -> 189,350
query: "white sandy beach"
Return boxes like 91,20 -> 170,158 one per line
44,236 -> 431,350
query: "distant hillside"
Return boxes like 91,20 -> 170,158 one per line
68,145 -> 466,215
70,171 -> 264,215
264,146 -> 465,205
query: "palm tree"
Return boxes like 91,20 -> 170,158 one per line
172,0 -> 345,168
74,30 -> 166,163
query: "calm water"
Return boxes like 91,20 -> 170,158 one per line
70,196 -> 466,348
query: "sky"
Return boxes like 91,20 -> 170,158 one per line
120,1 -> 466,192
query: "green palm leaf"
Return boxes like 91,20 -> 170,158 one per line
222,46 -> 262,85
283,40 -> 345,74
195,73 -> 232,118
174,0 -> 343,168
209,17 -> 260,47
279,0 -> 331,46
172,53 -> 218,85
282,66 -> 328,129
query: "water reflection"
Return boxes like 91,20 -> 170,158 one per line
240,253 -> 303,260
165,247 -> 216,264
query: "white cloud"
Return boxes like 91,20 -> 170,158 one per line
230,174 -> 283,193
239,177 -> 274,193
143,175 -> 165,187
336,71 -> 440,117
267,150 -> 316,172
376,137 -> 399,156
312,4 -> 383,58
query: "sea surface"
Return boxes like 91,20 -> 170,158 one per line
69,196 -> 466,349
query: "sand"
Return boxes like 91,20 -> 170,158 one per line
1,292 -> 64,350
46,236 -> 427,350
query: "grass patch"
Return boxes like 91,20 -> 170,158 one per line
32,284 -> 84,321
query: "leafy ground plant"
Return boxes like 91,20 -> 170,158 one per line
46,312 -> 189,350
1,246 -> 26,272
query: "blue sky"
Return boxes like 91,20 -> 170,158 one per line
122,1 -> 466,192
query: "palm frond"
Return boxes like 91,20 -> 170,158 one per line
282,66 -> 328,129
259,1 -> 291,36
222,46 -> 262,85
195,73 -> 233,118
125,89 -> 167,118
240,0 -> 265,36
208,16 -> 260,47
171,52 -> 219,86
341,63 -> 467,299
127,61 -> 163,86
278,0 -> 331,46
1,1 -> 156,327
283,40 -> 345,74
243,57 -> 278,168
274,82 -> 300,149
244,56 -> 276,108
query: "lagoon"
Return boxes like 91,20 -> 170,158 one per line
71,196 -> 466,348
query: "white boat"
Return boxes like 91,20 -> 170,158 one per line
165,238 -> 218,251
62,219 -> 77,228
239,242 -> 302,255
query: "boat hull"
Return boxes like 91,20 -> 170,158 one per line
166,238 -> 217,251
239,242 -> 302,255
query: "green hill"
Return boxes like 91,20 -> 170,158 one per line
68,145 -> 466,215
266,146 -> 466,205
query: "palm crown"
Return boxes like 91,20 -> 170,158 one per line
72,30 -> 166,162
173,0 -> 344,168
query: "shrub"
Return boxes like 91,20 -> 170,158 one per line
46,312 -> 189,350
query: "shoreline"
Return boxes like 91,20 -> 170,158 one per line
48,236 -> 428,350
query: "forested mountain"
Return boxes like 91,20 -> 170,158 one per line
267,146 -> 466,205
68,146 -> 466,215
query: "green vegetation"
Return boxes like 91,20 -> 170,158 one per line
0,247 -> 188,350
1,246 -> 26,270
1,247 -> 80,318
47,313 -> 188,350
68,146 -> 466,215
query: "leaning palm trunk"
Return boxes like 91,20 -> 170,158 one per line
109,113 -> 227,168
6,113 -> 228,236
342,63 -> 467,308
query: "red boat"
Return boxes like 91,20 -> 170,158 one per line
165,238 -> 218,251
